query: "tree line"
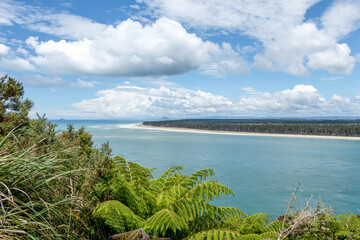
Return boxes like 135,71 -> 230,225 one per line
143,119 -> 360,137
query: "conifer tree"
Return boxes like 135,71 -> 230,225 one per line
0,75 -> 33,135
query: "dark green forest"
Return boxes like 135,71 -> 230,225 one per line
143,119 -> 360,137
1,75 -> 360,239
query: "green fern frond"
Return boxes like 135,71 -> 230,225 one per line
131,183 -> 157,214
144,209 -> 188,237
238,233 -> 262,240
156,185 -> 189,208
108,174 -> 149,213
150,166 -> 183,194
174,174 -> 195,189
266,220 -> 283,232
93,200 -> 144,231
186,180 -> 234,202
114,156 -> 153,184
236,213 -> 270,235
248,212 -> 270,225
259,231 -> 278,239
168,198 -> 210,222
159,166 -> 183,179
190,168 -> 215,183
212,206 -> 247,219
223,215 -> 245,229
186,229 -> 241,240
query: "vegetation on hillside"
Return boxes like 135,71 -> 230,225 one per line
1,75 -> 360,239
143,119 -> 360,137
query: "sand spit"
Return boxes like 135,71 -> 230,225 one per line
119,123 -> 360,141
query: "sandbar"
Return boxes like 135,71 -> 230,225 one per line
117,123 -> 360,141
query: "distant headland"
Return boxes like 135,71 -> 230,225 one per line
139,119 -> 360,140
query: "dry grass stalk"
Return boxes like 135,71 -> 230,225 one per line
277,184 -> 333,240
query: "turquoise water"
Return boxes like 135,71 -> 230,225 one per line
53,120 -> 360,216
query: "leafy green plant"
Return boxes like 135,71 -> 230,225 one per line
93,159 -> 247,239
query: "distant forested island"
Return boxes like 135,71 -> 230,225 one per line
143,119 -> 360,137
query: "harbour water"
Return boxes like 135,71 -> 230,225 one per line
53,120 -> 360,216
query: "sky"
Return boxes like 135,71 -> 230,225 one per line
1,0 -> 360,119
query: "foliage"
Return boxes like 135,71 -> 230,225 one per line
2,119 -> 360,240
93,159 -> 257,239
1,75 -> 360,239
143,119 -> 360,137
0,75 -> 33,136
94,163 -> 360,240
0,126 -> 116,239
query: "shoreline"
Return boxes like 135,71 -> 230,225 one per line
119,123 -> 360,141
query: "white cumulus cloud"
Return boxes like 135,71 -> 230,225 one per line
0,57 -> 35,71
321,0 -> 360,39
256,22 -> 355,75
71,84 -> 360,118
72,85 -> 235,118
1,0 -> 358,77
238,85 -> 327,114
1,16 -> 247,77
0,43 -> 10,55
140,0 -> 358,75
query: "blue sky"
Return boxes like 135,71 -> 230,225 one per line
1,0 -> 360,119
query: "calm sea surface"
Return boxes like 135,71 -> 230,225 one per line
53,120 -> 360,216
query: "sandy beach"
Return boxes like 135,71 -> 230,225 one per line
118,123 -> 360,141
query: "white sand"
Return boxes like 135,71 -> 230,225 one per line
119,123 -> 360,141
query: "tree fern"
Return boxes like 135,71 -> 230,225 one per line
144,209 -> 188,237
94,165 -> 246,239
186,180 -> 234,202
114,156 -> 153,185
173,174 -> 196,189
232,213 -> 271,235
156,185 -> 189,209
211,206 -> 247,219
93,200 -> 144,232
265,220 -> 283,232
168,198 -> 210,222
247,213 -> 270,225
190,168 -> 215,183
259,231 -> 278,239
108,173 -> 149,214
149,166 -> 183,194
238,233 -> 262,240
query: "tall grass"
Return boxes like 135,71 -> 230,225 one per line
0,130 -> 89,239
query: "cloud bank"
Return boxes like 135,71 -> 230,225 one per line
71,84 -> 360,118
20,74 -> 96,88
140,0 -> 360,75
0,0 -> 359,80
0,2 -> 247,78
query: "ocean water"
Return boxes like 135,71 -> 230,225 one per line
53,120 -> 360,216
